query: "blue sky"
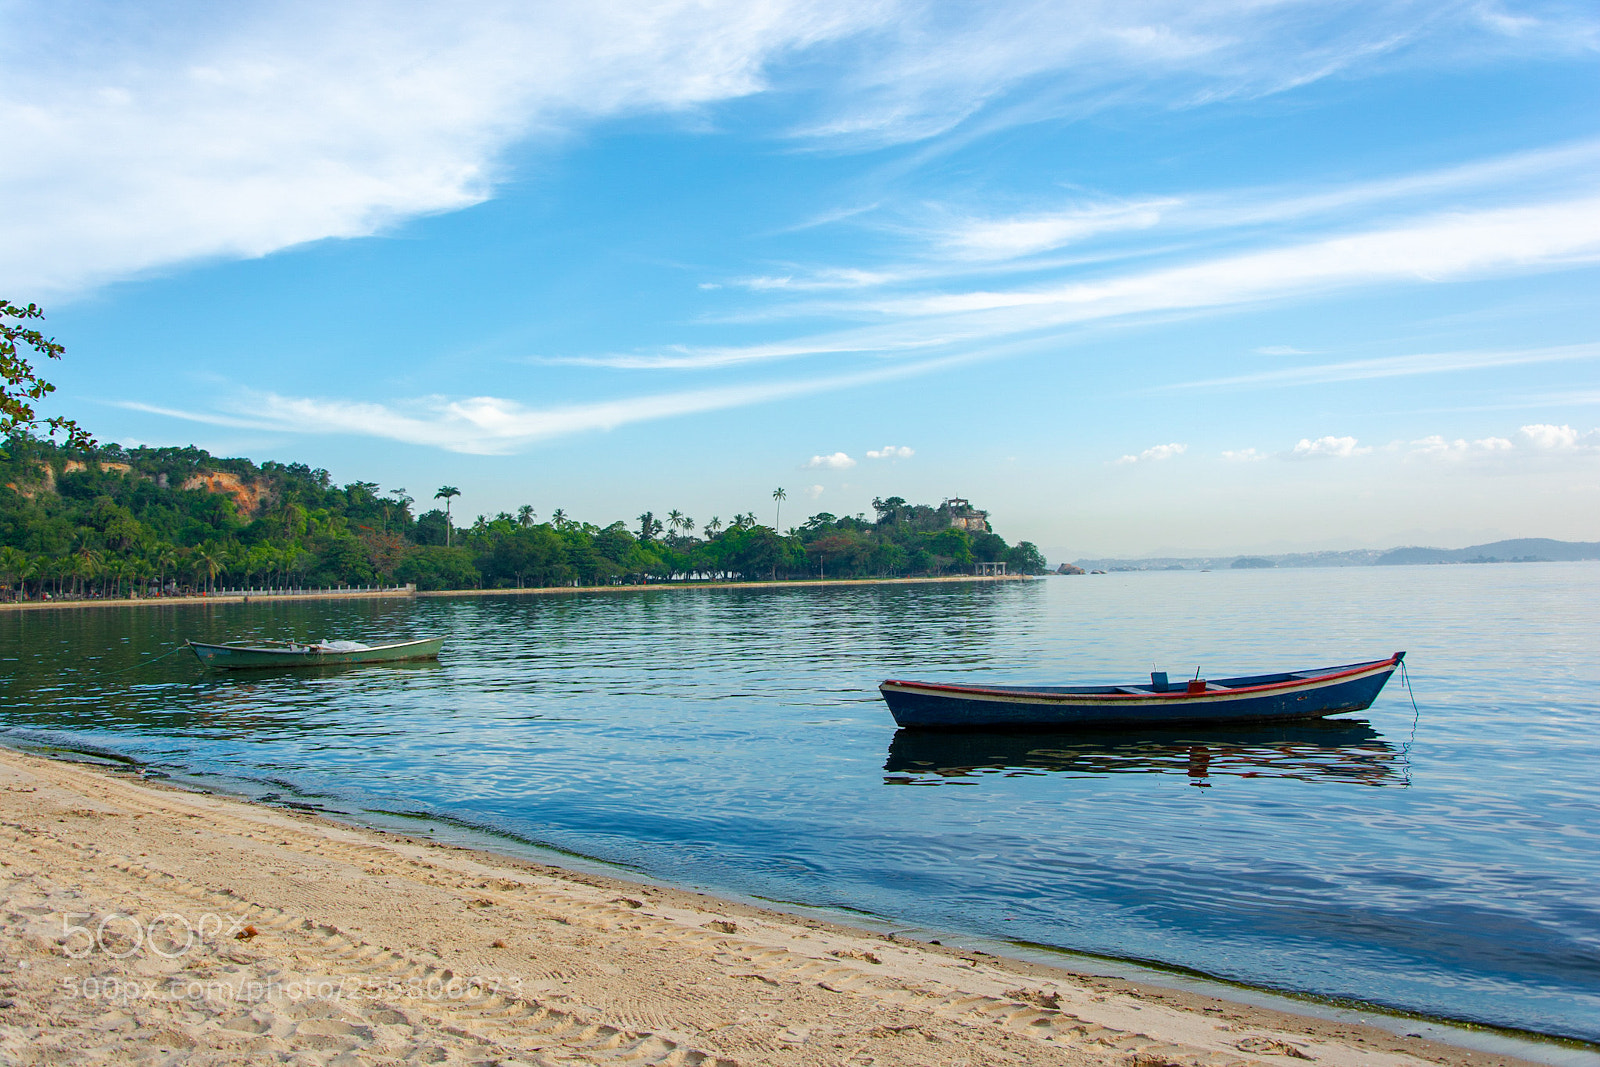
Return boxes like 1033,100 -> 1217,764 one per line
3,0 -> 1598,559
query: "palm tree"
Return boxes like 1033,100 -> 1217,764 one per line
192,544 -> 222,594
383,488 -> 412,534
772,487 -> 786,530
434,486 -> 461,546
154,545 -> 178,595
550,508 -> 568,530
0,546 -> 27,601
704,516 -> 722,539
75,547 -> 104,597
517,504 -> 536,528
666,509 -> 684,540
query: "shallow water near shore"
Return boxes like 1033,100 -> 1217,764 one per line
3,565 -> 1598,1044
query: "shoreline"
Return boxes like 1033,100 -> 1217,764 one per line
0,573 -> 1032,613
0,744 -> 1580,1067
414,573 -> 1033,599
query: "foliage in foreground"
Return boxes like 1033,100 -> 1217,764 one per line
0,436 -> 1046,598
1,300 -> 93,451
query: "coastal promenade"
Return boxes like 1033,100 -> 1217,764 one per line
414,573 -> 1033,598
0,586 -> 417,612
0,745 -> 1528,1067
0,574 -> 1032,612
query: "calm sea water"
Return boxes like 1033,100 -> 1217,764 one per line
3,567 -> 1598,1043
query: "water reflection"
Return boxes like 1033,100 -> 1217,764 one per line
883,719 -> 1402,786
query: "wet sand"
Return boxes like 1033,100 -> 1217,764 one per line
0,746 -> 1544,1067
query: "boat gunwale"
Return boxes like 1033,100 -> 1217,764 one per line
188,637 -> 443,656
880,653 -> 1402,704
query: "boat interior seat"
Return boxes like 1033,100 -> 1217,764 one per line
1115,686 -> 1152,694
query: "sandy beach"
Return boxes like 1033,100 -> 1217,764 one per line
0,746 -> 1540,1067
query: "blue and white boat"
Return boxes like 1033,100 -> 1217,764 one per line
879,653 -> 1405,730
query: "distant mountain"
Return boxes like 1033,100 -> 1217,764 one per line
1068,539 -> 1600,572
1374,538 -> 1600,565
1070,549 -> 1384,571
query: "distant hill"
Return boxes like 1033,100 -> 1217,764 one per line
1373,539 -> 1600,565
1068,539 -> 1600,572
1070,549 -> 1384,571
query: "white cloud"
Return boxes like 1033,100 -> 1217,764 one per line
11,2 -> 1596,298
1409,434 -> 1516,458
936,199 -> 1174,261
1172,342 -> 1600,391
865,445 -> 914,459
1290,436 -> 1369,459
115,351 -> 973,454
615,194 -> 1600,374
736,268 -> 896,292
0,0 -> 878,296
1518,423 -> 1600,450
806,484 -> 825,499
805,451 -> 857,469
1116,442 -> 1187,464
1221,448 -> 1265,461
787,2 -> 1598,148
722,139 -> 1600,298
1254,345 -> 1311,356
876,196 -> 1600,320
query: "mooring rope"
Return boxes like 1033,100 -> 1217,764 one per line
1398,657 -> 1421,786
96,643 -> 189,677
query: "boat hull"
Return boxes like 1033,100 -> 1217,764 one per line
880,654 -> 1403,730
188,637 -> 445,670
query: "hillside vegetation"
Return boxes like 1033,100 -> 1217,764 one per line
0,436 -> 1045,598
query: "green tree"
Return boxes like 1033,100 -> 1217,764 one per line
1,300 -> 93,451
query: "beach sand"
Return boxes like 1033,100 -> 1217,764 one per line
0,747 -> 1539,1067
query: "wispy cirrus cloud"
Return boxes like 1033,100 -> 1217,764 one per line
933,199 -> 1175,261
615,192 -> 1600,373
114,352 -> 972,454
703,138 -> 1600,308
1167,341 -> 1600,391
786,1 -> 1598,148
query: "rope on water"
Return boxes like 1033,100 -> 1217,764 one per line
1398,657 -> 1421,786
98,643 -> 190,677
